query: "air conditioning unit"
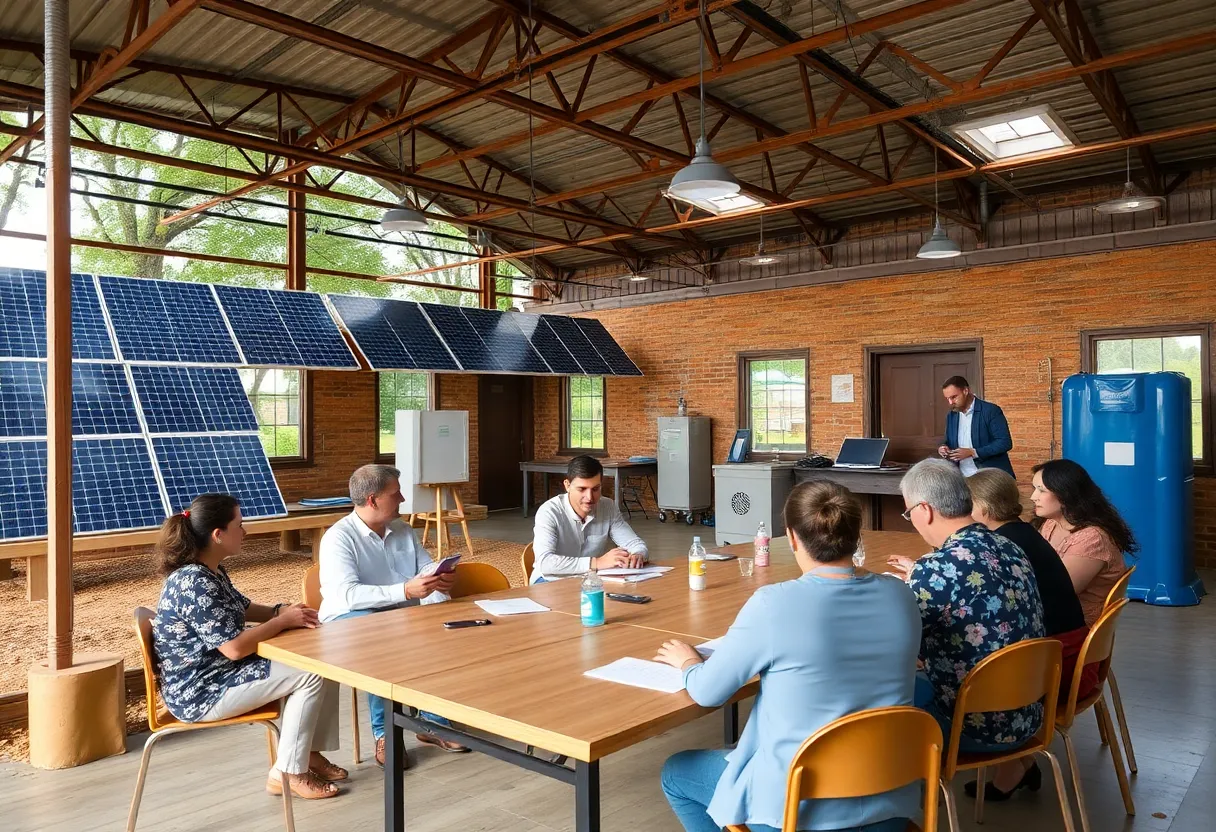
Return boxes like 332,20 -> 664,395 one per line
711,462 -> 795,546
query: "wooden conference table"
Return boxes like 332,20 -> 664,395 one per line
259,530 -> 928,832
519,458 -> 658,517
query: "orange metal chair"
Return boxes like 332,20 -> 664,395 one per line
301,564 -> 362,765
1101,566 -> 1137,774
521,542 -> 535,584
127,607 -> 294,832
1056,599 -> 1135,832
725,706 -> 944,832
942,638 -> 1074,832
449,562 -> 510,598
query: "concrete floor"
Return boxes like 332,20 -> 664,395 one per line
6,511 -> 1215,832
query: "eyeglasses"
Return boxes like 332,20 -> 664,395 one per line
901,502 -> 927,522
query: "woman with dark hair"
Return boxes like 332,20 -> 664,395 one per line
653,481 -> 919,832
152,493 -> 346,800
1031,459 -> 1135,626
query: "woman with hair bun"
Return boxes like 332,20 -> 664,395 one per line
654,481 -> 919,832
151,493 -> 346,800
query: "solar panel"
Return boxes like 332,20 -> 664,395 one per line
512,313 -> 583,375
72,438 -> 166,533
458,307 -> 551,374
0,268 -> 46,359
326,295 -> 417,370
131,366 -> 258,434
421,303 -> 502,372
153,434 -> 285,518
70,363 -> 142,436
0,440 -> 48,539
215,285 -> 357,369
0,362 -> 47,438
383,300 -> 459,371
541,315 -> 612,376
99,275 -> 241,364
71,273 -> 117,360
573,318 -> 643,376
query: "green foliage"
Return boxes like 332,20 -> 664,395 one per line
0,113 -> 32,231
1095,335 -> 1204,458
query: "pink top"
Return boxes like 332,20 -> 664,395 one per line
1039,519 -> 1127,626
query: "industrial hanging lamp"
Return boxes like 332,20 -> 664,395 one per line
916,149 -> 961,260
741,207 -> 784,267
1094,147 -> 1165,214
381,129 -> 429,233
668,1 -> 739,201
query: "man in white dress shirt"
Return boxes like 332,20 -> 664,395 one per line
318,464 -> 468,766
529,455 -> 649,583
937,376 -> 1015,478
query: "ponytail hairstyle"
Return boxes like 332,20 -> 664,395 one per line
157,493 -> 241,576
783,481 -> 863,563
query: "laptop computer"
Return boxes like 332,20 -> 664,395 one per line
833,437 -> 890,469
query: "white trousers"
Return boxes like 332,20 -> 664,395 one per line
201,661 -> 340,774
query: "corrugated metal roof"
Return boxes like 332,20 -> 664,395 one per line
1,0 -> 1213,270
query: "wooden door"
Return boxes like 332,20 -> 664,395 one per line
872,348 -> 978,530
478,376 -> 534,511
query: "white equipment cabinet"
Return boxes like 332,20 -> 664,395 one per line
656,416 -> 712,525
395,410 -> 469,514
711,462 -> 796,546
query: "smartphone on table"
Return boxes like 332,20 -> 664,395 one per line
434,554 -> 462,575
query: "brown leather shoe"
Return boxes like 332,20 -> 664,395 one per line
374,736 -> 411,769
415,732 -> 470,753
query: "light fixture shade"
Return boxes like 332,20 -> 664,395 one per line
380,201 -> 429,232
629,273 -> 649,282
916,220 -> 962,259
669,137 -> 740,200
740,243 -> 786,267
1094,180 -> 1165,215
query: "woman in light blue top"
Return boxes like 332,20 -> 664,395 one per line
654,481 -> 922,832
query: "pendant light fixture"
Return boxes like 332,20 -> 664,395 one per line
741,203 -> 784,267
916,149 -> 961,260
668,1 -> 739,201
381,129 -> 429,233
1094,147 -> 1165,214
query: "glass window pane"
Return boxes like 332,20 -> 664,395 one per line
746,356 -> 807,452
1095,339 -> 1133,373
1193,401 -> 1204,460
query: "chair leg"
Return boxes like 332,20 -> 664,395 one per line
941,777 -> 961,832
1107,670 -> 1138,774
1096,698 -> 1136,816
127,729 -> 172,832
266,722 -> 277,766
1096,709 -> 1110,746
1040,748 -> 1078,832
1060,728 -> 1089,832
974,766 -> 987,824
266,722 -> 295,832
350,687 -> 361,765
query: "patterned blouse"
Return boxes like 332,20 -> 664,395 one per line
1039,520 -> 1127,627
152,563 -> 270,722
908,524 -> 1046,747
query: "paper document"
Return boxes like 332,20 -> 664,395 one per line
704,553 -> 736,561
597,566 -> 674,576
474,598 -> 550,616
601,572 -> 665,584
584,657 -> 686,694
695,637 -> 724,657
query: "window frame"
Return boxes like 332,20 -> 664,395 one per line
559,376 -> 608,457
736,349 -> 811,462
244,369 -> 311,469
375,371 -> 435,463
1081,323 -> 1212,473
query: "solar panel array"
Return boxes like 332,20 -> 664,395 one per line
0,269 -> 288,541
326,296 -> 643,377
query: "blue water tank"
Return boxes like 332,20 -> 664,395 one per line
1061,372 -> 1204,606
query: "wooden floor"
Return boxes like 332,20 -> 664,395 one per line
6,513 -> 1215,832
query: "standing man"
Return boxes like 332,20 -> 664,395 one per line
938,375 -> 1015,478
318,463 -> 469,766
530,455 -> 649,583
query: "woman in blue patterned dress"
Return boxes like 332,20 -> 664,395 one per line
152,493 -> 346,800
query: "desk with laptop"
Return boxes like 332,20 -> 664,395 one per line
793,437 -> 907,496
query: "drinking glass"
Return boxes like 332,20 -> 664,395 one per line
738,557 -> 755,577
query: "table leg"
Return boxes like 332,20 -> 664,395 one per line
522,470 -> 530,517
385,702 -> 405,832
723,702 -> 740,747
575,760 -> 600,832
279,530 -> 301,553
611,471 -> 622,514
0,559 -> 11,581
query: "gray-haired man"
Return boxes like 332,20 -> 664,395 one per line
318,463 -> 468,765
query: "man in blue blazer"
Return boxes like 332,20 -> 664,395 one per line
937,376 -> 1015,478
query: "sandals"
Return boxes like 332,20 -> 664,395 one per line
309,755 -> 349,782
266,769 -> 341,800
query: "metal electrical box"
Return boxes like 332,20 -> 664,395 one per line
395,410 -> 469,514
1062,373 -> 1205,606
657,416 -> 712,524
711,462 -> 796,546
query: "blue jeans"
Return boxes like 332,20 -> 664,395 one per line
332,608 -> 449,739
914,673 -> 1024,754
660,749 -> 909,832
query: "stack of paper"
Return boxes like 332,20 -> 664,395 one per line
598,565 -> 672,584
474,598 -> 550,616
584,657 -> 686,693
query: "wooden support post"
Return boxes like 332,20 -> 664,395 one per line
286,166 -> 307,291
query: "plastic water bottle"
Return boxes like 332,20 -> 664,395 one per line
580,571 -> 605,627
688,536 -> 707,591
853,537 -> 866,569
754,522 -> 771,568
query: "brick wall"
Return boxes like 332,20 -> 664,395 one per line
436,374 -> 480,505
533,239 -> 1216,567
